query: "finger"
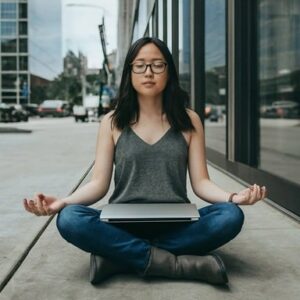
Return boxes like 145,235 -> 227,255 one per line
27,199 -> 36,210
255,184 -> 263,203
261,186 -> 267,199
35,196 -> 43,210
38,193 -> 45,200
255,184 -> 261,202
23,198 -> 33,213
28,199 -> 40,215
258,185 -> 264,200
34,195 -> 49,215
42,200 -> 51,215
249,184 -> 258,204
255,184 -> 261,201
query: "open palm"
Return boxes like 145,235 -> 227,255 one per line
23,193 -> 65,216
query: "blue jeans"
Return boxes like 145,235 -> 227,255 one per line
56,202 -> 244,274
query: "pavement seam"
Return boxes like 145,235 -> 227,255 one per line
0,161 -> 95,293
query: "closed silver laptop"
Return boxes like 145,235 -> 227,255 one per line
100,203 -> 200,223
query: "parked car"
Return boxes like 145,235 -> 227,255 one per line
0,103 -> 29,122
261,100 -> 300,118
38,100 -> 72,117
0,103 -> 12,122
22,103 -> 39,116
205,103 -> 224,122
8,104 -> 29,122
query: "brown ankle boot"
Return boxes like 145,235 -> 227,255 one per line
143,247 -> 228,285
89,254 -> 128,284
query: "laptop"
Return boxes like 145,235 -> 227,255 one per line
100,203 -> 200,223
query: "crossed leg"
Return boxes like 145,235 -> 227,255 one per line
56,202 -> 244,274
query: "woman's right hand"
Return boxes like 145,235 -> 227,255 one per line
23,193 -> 66,216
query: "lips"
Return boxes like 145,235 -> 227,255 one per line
142,81 -> 155,85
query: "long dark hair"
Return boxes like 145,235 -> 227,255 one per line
110,37 -> 195,132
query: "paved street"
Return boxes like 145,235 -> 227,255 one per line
0,117 -> 99,287
1,117 -> 300,299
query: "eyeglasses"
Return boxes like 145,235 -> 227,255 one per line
131,61 -> 167,74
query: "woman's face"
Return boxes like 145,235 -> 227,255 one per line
131,43 -> 168,98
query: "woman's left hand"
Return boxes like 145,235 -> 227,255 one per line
232,184 -> 267,205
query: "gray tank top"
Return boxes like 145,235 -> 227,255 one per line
108,126 -> 190,204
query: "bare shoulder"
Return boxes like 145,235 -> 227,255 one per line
101,110 -> 115,124
99,110 -> 122,146
99,110 -> 116,133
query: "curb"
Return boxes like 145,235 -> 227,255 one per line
0,127 -> 32,134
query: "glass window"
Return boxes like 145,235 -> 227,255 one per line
149,16 -> 153,37
138,0 -> 148,37
178,0 -> 191,97
204,0 -> 227,155
19,55 -> 28,70
19,74 -> 28,84
158,0 -> 164,40
1,38 -> 17,52
1,74 -> 17,89
0,3 -> 17,19
19,38 -> 28,52
19,21 -> 27,35
2,91 -> 16,97
1,56 -> 17,70
1,21 -> 16,36
19,3 -> 27,19
167,0 -> 172,51
258,0 -> 300,185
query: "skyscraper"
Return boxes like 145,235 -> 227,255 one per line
0,0 -> 62,104
0,0 -> 29,104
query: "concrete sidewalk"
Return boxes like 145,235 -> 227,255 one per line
1,164 -> 300,300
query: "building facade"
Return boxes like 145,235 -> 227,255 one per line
0,0 -> 29,104
117,0 -> 300,219
0,0 -> 62,104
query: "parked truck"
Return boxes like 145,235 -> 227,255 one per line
73,95 -> 99,122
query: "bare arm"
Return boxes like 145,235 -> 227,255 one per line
186,109 -> 266,205
24,111 -> 115,216
61,111 -> 115,206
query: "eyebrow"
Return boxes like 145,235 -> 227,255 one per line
134,58 -> 165,62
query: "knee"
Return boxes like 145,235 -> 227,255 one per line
220,203 -> 244,236
56,205 -> 84,237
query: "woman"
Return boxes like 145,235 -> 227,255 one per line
23,37 -> 267,285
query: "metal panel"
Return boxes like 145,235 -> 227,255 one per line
171,0 -> 179,73
190,0 -> 205,123
162,0 -> 167,43
234,0 -> 259,166
227,0 -> 235,161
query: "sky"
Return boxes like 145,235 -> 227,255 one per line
29,0 -> 118,80
29,0 -> 63,80
62,0 -> 118,69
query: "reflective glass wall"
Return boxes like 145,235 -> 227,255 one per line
178,0 -> 190,96
127,0 -> 300,216
204,0 -> 227,155
258,0 -> 300,185
0,0 -> 29,103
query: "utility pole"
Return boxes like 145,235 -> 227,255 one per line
15,77 -> 20,104
79,52 -> 87,106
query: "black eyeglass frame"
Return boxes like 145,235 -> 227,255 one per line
130,62 -> 168,74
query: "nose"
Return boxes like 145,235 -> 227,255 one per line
144,65 -> 154,76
